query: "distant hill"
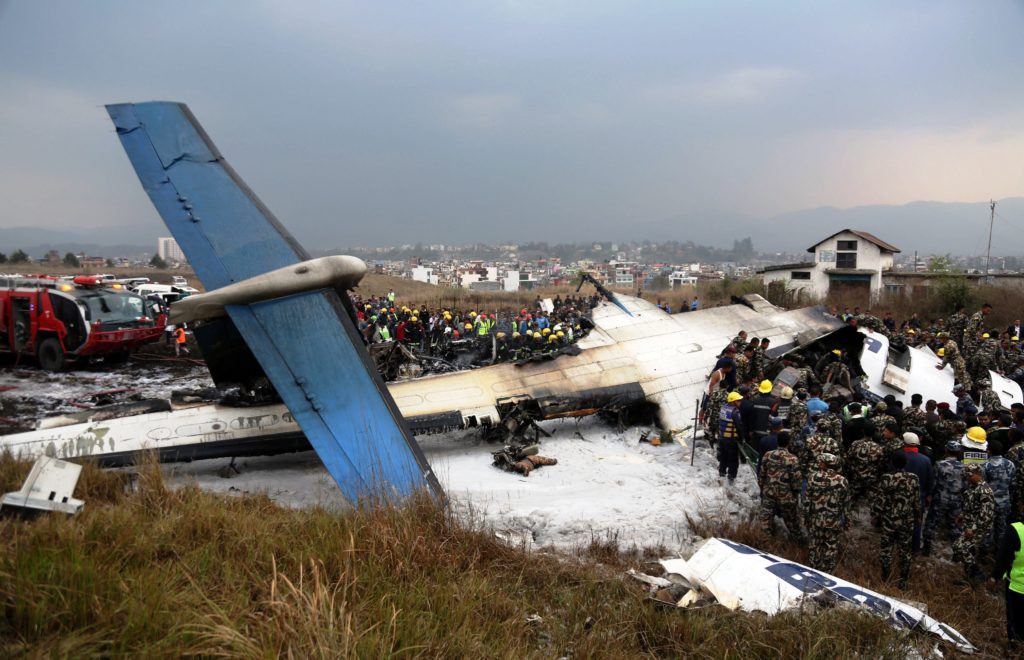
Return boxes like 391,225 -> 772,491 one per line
0,226 -> 157,258
634,197 -> 1024,256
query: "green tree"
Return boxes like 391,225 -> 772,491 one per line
648,274 -> 670,290
0,253 -> 7,264
928,254 -> 954,273
935,275 -> 977,313
150,254 -> 167,269
105,258 -> 116,268
63,252 -> 80,268
9,249 -> 29,264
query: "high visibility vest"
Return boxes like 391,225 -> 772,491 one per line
1009,522 -> 1024,594
719,406 -> 739,440
477,319 -> 491,336
378,326 -> 391,341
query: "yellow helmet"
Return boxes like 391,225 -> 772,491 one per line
470,311 -> 477,317
962,426 -> 988,450
937,348 -> 945,356
534,333 -> 543,341
525,330 -> 533,337
831,349 -> 842,356
907,329 -> 916,335
556,330 -> 565,338
1014,336 -> 1020,342
548,334 -> 558,343
512,332 -> 520,338
496,332 -> 506,339
410,316 -> 418,322
758,380 -> 773,394
542,328 -> 551,335
464,323 -> 472,330
983,333 -> 990,339
727,391 -> 743,403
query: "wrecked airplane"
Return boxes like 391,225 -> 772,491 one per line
1,101 -> 1020,499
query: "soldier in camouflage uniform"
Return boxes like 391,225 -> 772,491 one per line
869,402 -> 898,445
802,425 -> 842,475
952,462 -> 996,585
902,394 -> 928,437
758,433 -> 805,541
1005,429 -> 1024,469
821,355 -> 853,394
787,391 -> 809,438
704,382 -> 729,447
932,408 -> 965,449
970,335 -> 1000,383
734,346 -> 754,385
856,312 -> 890,337
977,378 -> 1003,415
789,355 -> 818,391
816,401 -> 844,440
846,434 -> 886,507
876,419 -> 903,456
923,441 -> 965,555
985,439 -> 1016,556
963,304 -> 992,362
872,451 -> 921,587
729,330 -> 747,354
803,452 -> 850,572
936,332 -> 972,390
748,338 -> 765,382
947,306 -> 968,348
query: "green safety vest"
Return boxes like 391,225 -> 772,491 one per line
1009,522 -> 1024,594
378,326 -> 391,341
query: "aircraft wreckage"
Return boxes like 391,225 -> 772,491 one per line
1,102 -> 1021,502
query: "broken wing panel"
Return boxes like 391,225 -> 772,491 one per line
106,101 -> 441,501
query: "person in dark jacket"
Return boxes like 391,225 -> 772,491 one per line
746,380 -> 777,448
902,432 -> 934,553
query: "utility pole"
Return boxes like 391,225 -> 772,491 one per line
985,199 -> 996,282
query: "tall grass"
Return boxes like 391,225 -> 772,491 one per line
0,453 -> 1001,657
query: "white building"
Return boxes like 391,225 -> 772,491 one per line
157,237 -> 185,263
669,271 -> 698,288
410,266 -> 439,285
758,229 -> 900,300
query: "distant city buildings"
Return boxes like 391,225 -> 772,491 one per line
157,237 -> 185,263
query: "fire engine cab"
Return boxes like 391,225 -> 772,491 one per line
0,275 -> 166,371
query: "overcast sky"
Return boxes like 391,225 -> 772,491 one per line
1,1 -> 1022,247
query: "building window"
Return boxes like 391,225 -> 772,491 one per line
837,240 -> 858,251
836,252 -> 857,269
791,271 -> 811,280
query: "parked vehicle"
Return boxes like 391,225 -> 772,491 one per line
0,275 -> 166,370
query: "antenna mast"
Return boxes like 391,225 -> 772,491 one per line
985,199 -> 996,281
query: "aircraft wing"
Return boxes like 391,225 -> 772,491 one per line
106,101 -> 441,501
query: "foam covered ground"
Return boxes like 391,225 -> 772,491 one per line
162,418 -> 758,552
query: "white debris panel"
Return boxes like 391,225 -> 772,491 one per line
648,537 -> 975,654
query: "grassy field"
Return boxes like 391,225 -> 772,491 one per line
0,454 -> 1006,657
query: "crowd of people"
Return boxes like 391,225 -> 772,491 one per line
705,303 -> 1024,641
348,289 -> 600,363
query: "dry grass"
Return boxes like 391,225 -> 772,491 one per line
0,453 -> 999,657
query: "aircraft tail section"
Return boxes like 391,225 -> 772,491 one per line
106,102 -> 442,502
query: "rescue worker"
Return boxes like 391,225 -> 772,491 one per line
936,331 -> 972,390
174,324 -> 189,356
986,440 -> 1017,558
746,380 -> 776,449
845,431 -> 885,508
990,517 -> 1024,645
978,378 -> 1003,415
872,451 -> 921,588
821,349 -> 852,394
963,302 -> 992,361
803,452 -> 850,572
786,389 -> 809,438
923,441 -> 965,556
718,391 -> 745,483
953,462 -> 996,586
758,432 -> 804,541
901,432 -> 933,553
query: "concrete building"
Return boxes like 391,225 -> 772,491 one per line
758,229 -> 900,301
157,237 -> 185,263
410,266 -> 439,285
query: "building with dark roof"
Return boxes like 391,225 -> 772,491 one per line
758,229 -> 900,301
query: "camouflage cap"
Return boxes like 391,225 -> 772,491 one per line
964,463 -> 985,478
819,452 -> 840,468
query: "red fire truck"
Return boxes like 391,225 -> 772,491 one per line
0,275 -> 167,370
